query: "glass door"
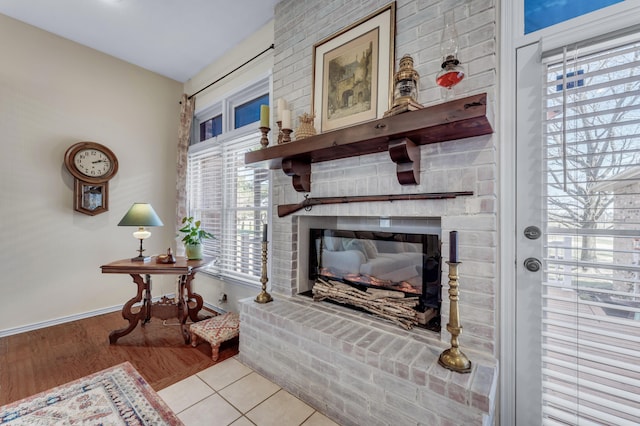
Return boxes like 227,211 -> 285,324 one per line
516,34 -> 640,425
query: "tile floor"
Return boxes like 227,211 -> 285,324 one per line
158,356 -> 339,426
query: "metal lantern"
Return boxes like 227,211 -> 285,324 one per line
384,54 -> 423,117
393,54 -> 420,107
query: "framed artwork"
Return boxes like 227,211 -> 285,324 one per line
312,2 -> 395,133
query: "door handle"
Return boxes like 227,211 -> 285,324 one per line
524,257 -> 542,272
524,226 -> 541,240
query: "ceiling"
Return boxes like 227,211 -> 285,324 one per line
0,0 -> 279,82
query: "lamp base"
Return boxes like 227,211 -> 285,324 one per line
131,238 -> 150,262
131,255 -> 151,262
383,99 -> 423,117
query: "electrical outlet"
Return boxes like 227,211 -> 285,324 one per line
218,293 -> 228,303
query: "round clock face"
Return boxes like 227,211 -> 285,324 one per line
74,148 -> 113,178
64,141 -> 118,183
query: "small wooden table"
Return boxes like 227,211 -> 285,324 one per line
101,256 -> 211,344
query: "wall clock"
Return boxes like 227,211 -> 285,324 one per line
64,141 -> 119,216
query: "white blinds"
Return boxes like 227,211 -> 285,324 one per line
542,36 -> 640,425
187,130 -> 268,284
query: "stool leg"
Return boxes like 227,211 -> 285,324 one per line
191,333 -> 200,348
211,344 -> 220,361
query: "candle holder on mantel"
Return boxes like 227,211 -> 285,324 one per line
276,120 -> 283,145
438,261 -> 472,373
281,128 -> 293,144
255,241 -> 273,303
259,126 -> 270,148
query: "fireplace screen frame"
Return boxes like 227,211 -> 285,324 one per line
306,228 -> 442,330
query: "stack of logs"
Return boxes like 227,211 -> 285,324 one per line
313,278 -> 420,329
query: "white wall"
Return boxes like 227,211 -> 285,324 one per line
0,14 -> 183,334
182,21 -> 275,313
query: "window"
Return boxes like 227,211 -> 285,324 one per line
235,94 -> 269,129
188,79 -> 270,285
524,0 -> 624,34
199,115 -> 222,141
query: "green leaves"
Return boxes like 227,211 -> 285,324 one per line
178,216 -> 214,245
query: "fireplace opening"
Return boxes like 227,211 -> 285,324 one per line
306,228 -> 442,331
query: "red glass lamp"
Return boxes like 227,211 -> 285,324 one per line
436,10 -> 465,91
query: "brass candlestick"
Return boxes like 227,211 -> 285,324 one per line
281,128 -> 293,144
438,261 -> 472,373
277,120 -> 283,145
255,241 -> 273,303
259,126 -> 270,148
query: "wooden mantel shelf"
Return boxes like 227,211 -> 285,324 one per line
244,92 -> 493,192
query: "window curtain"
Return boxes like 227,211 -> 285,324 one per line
175,93 -> 195,231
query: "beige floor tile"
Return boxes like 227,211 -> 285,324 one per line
302,411 -> 340,426
229,417 -> 255,426
218,372 -> 280,413
157,375 -> 215,414
178,394 -> 242,426
246,389 -> 315,426
197,357 -> 253,391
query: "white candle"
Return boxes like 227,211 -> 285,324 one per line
281,109 -> 291,129
260,105 -> 269,127
276,98 -> 287,121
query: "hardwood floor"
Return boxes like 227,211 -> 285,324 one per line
0,310 -> 238,405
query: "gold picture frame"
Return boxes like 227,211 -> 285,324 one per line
312,2 -> 395,133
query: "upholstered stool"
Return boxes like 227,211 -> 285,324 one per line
189,312 -> 240,361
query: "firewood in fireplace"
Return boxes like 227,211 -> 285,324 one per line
312,278 -> 420,329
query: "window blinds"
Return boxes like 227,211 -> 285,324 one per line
541,36 -> 640,425
187,130 -> 268,284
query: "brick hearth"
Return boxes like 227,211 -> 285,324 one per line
238,297 -> 497,426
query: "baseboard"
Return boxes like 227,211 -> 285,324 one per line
202,301 -> 227,314
0,293 -> 234,338
0,304 -> 123,338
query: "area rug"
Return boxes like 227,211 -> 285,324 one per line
0,362 -> 182,425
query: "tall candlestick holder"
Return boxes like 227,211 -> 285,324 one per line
255,241 -> 273,303
277,121 -> 283,145
259,127 -> 270,148
281,128 -> 293,144
438,261 -> 472,373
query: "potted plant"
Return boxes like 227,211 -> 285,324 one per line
178,216 -> 214,260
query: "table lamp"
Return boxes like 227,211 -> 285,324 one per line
118,203 -> 164,262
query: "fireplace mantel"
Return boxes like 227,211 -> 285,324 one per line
244,93 -> 493,192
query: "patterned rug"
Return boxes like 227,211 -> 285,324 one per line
0,362 -> 182,425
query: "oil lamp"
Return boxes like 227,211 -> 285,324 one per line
436,10 -> 465,91
384,54 -> 423,117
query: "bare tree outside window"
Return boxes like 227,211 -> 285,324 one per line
545,41 -> 640,263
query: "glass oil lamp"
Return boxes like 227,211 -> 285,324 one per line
436,10 -> 465,91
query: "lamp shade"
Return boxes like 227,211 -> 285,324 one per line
118,203 -> 164,227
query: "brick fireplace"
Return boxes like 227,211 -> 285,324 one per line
238,0 -> 499,425
239,213 -> 498,425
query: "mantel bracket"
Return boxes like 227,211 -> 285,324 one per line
282,158 -> 311,193
389,137 -> 420,185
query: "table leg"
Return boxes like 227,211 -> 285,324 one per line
184,272 -> 205,322
178,275 -> 191,343
109,273 -> 147,344
142,274 -> 152,324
